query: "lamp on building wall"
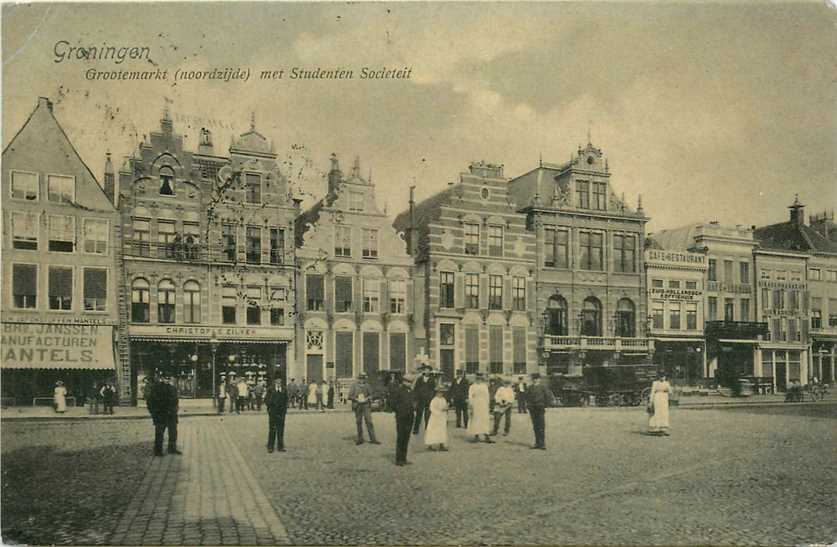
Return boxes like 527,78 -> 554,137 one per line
209,337 -> 219,407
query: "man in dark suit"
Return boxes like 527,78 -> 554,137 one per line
391,373 -> 416,466
412,366 -> 436,434
526,373 -> 555,450
265,378 -> 289,453
515,376 -> 528,414
147,374 -> 181,456
447,369 -> 470,428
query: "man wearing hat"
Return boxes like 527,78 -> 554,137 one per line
526,373 -> 554,450
265,378 -> 289,453
348,373 -> 380,445
412,365 -> 436,435
492,379 -> 515,436
147,374 -> 182,456
391,373 -> 416,465
447,369 -> 470,428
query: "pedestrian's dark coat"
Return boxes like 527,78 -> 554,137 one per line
447,377 -> 470,402
413,375 -> 436,403
391,383 -> 416,419
265,387 -> 289,416
148,381 -> 179,423
526,383 -> 555,407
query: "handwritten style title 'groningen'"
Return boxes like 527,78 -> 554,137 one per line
53,41 -> 150,64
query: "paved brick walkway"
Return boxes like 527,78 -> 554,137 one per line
109,421 -> 289,545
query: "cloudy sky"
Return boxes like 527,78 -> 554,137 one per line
3,2 -> 835,232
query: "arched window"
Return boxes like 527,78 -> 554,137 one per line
616,298 -> 635,337
581,297 -> 602,337
158,279 -> 176,323
131,278 -> 150,323
184,281 -> 200,323
159,166 -> 175,195
546,295 -> 568,336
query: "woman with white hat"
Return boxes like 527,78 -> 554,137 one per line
53,380 -> 67,413
425,385 -> 450,451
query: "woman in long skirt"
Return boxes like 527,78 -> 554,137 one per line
467,373 -> 494,443
425,386 -> 450,451
307,380 -> 318,410
648,372 -> 671,436
54,380 -> 67,413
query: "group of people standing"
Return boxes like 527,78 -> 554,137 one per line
217,377 -> 267,414
51,379 -> 117,414
285,379 -> 337,412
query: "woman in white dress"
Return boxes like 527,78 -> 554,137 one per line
467,373 -> 494,443
648,372 -> 671,436
307,380 -> 318,409
53,380 -> 67,413
425,386 -> 450,451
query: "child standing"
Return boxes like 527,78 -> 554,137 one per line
425,385 -> 450,451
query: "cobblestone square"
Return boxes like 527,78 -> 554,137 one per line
2,404 -> 835,545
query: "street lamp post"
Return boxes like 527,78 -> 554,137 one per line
209,338 -> 219,408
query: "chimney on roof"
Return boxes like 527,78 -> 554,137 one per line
327,153 -> 342,196
38,97 -> 53,112
788,194 -> 805,225
103,151 -> 115,204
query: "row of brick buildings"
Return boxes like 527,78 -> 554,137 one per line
2,98 -> 835,405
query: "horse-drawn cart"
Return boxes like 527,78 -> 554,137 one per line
551,363 -> 660,407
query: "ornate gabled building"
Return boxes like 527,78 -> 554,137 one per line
295,155 -> 413,387
753,197 -> 837,388
393,161 -> 538,381
2,97 -> 124,404
506,141 -> 652,376
117,110 -> 299,403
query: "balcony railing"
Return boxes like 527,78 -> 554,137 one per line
543,335 -> 654,352
124,240 -> 288,266
705,320 -> 768,339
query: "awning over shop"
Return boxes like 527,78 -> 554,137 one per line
1,323 -> 115,370
130,336 -> 286,345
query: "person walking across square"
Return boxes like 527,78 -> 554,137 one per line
265,379 -> 289,452
392,374 -> 416,466
526,373 -> 554,450
348,373 -> 380,445
492,379 -> 515,436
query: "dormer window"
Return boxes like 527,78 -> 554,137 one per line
349,191 -> 364,212
245,173 -> 261,204
593,182 -> 607,210
159,167 -> 175,195
48,175 -> 75,203
576,181 -> 590,208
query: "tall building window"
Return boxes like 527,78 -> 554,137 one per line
708,296 -> 718,321
270,228 -> 284,264
740,299 -> 750,321
390,333 -> 406,372
269,288 -> 286,326
335,276 -> 353,313
307,274 -> 324,311
788,319 -> 798,342
724,260 -> 734,283
513,327 -> 527,374
547,296 -> 568,336
513,277 -> 526,311
349,192 -> 364,212
488,225 -> 503,257
465,326 -> 479,373
581,297 -> 602,337
489,274 -> 503,310
335,332 -> 354,378
579,231 -> 603,271
761,287 -> 770,309
708,259 -> 717,281
652,301 -> 664,329
12,264 -> 38,309
270,308 -> 285,326
740,262 -> 750,284
335,226 -> 352,257
158,167 -> 175,195
222,224 -> 237,262
48,215 -> 75,253
131,278 -> 150,322
686,302 -> 698,330
544,229 -> 555,267
133,218 -> 150,257
465,273 -> 480,309
246,287 -> 261,325
576,181 -> 590,209
440,272 -> 455,308
389,279 -> 406,314
157,220 -> 176,258
48,266 -> 73,311
464,223 -> 480,255
183,222 -> 200,259
440,324 -> 455,346
613,233 -> 636,273
47,174 -> 74,203
157,279 -> 176,323
593,182 -> 607,210
788,289 -> 798,311
246,226 -> 261,264
10,171 -> 38,201
669,302 -> 681,330
11,212 -> 38,250
83,219 -> 108,254
184,280 -> 200,323
362,228 -> 378,258
773,289 -> 784,310
83,268 -> 107,312
811,309 -> 822,329
616,298 -> 635,337
363,278 -> 380,313
489,326 -> 504,374
222,286 -> 237,324
245,173 -> 261,204
724,298 -> 735,322
545,229 -> 570,269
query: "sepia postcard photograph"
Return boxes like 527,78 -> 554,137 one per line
1,1 -> 836,546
